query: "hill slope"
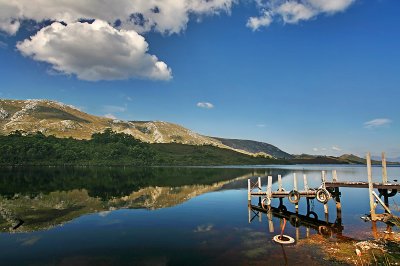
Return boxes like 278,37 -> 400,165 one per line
0,99 -> 290,158
213,137 -> 293,159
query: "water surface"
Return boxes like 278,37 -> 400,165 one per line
0,165 -> 399,265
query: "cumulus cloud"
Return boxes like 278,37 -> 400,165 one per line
364,118 -> 392,129
0,0 -> 235,35
247,0 -> 355,30
16,20 -> 172,81
197,102 -> 214,109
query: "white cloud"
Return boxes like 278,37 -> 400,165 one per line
16,20 -> 172,81
331,145 -> 341,151
104,113 -> 117,119
247,10 -> 272,31
248,0 -> 355,30
256,124 -> 266,128
0,0 -> 235,35
197,102 -> 214,109
364,118 -> 392,129
312,147 -> 319,152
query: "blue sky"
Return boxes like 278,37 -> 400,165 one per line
0,0 -> 399,158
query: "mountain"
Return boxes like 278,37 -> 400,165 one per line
213,137 -> 293,159
0,99 -> 289,158
291,153 -> 399,165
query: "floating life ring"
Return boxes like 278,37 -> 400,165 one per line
273,234 -> 295,244
288,190 -> 300,204
378,188 -> 397,197
316,188 -> 331,204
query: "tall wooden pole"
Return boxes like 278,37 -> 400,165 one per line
367,152 -> 376,221
382,152 -> 388,184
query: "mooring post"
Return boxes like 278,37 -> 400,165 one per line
321,171 -> 329,221
382,152 -> 388,184
267,176 -> 272,208
293,173 -> 299,211
367,152 -> 377,221
332,170 -> 342,224
278,174 -> 283,191
247,179 -> 251,204
303,174 -> 309,191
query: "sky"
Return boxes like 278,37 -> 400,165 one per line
0,0 -> 399,158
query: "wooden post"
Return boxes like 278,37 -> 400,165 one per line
382,152 -> 388,184
258,176 -> 262,190
267,176 -> 272,208
367,152 -> 376,221
293,173 -> 299,211
278,174 -> 283,191
247,179 -> 251,203
303,174 -> 309,191
332,170 -> 338,182
322,171 -> 329,217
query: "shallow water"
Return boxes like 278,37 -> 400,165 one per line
0,165 -> 399,265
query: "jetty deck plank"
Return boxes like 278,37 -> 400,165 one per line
325,182 -> 399,190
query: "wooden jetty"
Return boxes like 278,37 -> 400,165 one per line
248,152 -> 399,223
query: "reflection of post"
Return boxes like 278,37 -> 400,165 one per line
382,152 -> 389,210
258,176 -> 262,206
293,173 -> 298,212
259,210 -> 262,223
322,171 -> 329,220
367,152 -> 376,221
296,227 -> 300,242
371,221 -> 378,239
268,211 -> 274,233
332,170 -> 342,224
248,205 -> 251,223
306,227 -> 310,238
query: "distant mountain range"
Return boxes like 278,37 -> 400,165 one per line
0,98 -> 397,164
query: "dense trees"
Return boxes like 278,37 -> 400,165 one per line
0,129 -> 155,165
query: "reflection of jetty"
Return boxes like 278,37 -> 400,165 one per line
248,204 -> 344,242
248,152 -> 399,224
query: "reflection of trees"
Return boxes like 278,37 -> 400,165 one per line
0,167 -> 252,199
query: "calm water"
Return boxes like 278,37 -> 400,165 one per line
0,165 -> 399,265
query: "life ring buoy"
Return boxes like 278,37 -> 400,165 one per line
288,190 -> 300,204
316,188 -> 331,204
378,188 -> 397,197
261,197 -> 271,209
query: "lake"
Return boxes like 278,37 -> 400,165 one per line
0,165 -> 399,265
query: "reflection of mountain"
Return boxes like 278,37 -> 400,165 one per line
0,167 -> 256,233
